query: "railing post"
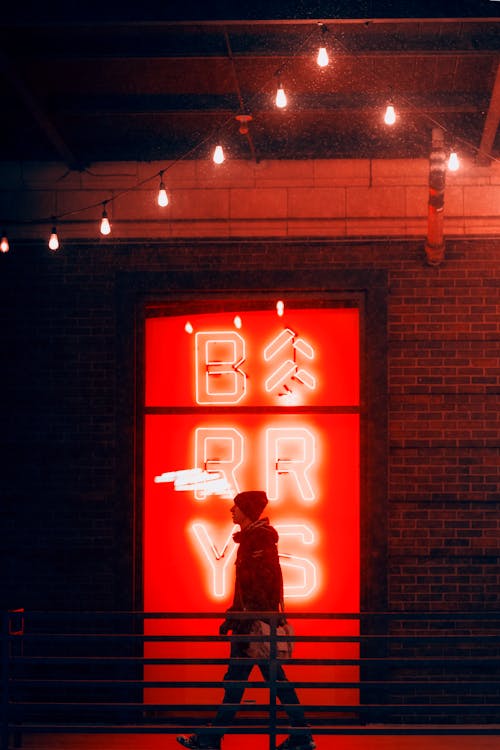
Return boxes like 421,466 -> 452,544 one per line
2,610 -> 24,750
360,611 -> 388,723
9,612 -> 23,750
1,612 -> 10,750
268,614 -> 278,750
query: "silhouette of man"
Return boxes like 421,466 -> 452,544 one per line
177,490 -> 315,750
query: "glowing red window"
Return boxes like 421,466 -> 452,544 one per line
143,306 -> 360,709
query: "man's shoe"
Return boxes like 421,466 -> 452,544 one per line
176,735 -> 220,750
277,736 -> 316,750
176,736 -> 200,750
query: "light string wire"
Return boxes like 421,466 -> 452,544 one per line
331,28 -> 500,165
4,20 -> 500,241
29,23 -> 321,233
60,24 -> 319,213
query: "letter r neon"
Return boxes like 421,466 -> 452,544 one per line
266,427 -> 316,501
194,427 -> 244,500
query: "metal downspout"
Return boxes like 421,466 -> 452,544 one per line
424,127 -> 446,266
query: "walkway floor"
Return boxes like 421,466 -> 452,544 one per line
18,731 -> 500,750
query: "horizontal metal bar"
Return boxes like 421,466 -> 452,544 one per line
7,609 -> 500,622
10,656 -> 500,666
11,633 -> 500,642
10,679 -> 500,688
12,702 -> 500,713
9,724 -> 500,736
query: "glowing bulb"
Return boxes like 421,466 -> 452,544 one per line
275,83 -> 287,109
384,103 -> 396,125
0,234 -> 9,253
233,315 -> 242,329
48,227 -> 59,251
448,151 -> 459,171
317,46 -> 329,67
100,206 -> 111,236
157,179 -> 169,207
184,321 -> 194,334
276,300 -> 284,317
213,145 -> 225,164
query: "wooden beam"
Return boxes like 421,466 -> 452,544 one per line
477,61 -> 500,165
0,51 -> 82,170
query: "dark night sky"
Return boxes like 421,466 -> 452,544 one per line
3,1 -> 500,23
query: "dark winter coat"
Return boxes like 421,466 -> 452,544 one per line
225,517 -> 283,633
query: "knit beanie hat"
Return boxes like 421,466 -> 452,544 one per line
234,490 -> 268,522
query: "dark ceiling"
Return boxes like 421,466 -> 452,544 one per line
1,3 -> 500,170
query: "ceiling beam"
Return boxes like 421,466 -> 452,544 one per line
29,50 -> 500,62
477,61 -> 500,165
3,16 -> 500,28
56,93 -> 489,117
0,51 -> 82,170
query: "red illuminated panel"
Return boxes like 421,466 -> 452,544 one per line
145,413 -> 358,609
143,307 -> 360,710
145,308 -> 359,408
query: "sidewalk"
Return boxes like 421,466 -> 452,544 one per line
18,730 -> 500,750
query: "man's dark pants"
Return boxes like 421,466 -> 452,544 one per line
197,640 -> 309,748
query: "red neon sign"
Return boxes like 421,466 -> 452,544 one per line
143,307 -> 360,708
146,308 -> 359,408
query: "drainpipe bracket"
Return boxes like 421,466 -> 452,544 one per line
424,240 -> 445,267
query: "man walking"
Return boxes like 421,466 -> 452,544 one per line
177,490 -> 315,750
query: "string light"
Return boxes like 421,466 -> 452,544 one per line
275,80 -> 287,109
447,149 -> 460,171
100,203 -> 111,235
276,300 -> 284,317
316,23 -> 329,67
48,225 -> 59,251
7,19 -> 493,243
384,101 -> 396,125
184,321 -> 194,334
213,144 -> 225,164
233,315 -> 242,329
157,172 -> 169,206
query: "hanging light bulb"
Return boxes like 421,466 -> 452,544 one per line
276,300 -> 284,317
157,172 -> 169,206
447,150 -> 460,171
213,144 -> 225,164
316,22 -> 329,67
317,46 -> 329,67
275,81 -> 287,109
48,225 -> 59,251
316,21 -> 330,68
100,204 -> 111,235
184,321 -> 194,334
0,232 -> 9,253
233,315 -> 242,329
384,102 -> 396,125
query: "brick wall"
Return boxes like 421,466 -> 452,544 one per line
387,244 -> 499,612
0,237 -> 498,614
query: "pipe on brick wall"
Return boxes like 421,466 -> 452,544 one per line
424,127 -> 446,266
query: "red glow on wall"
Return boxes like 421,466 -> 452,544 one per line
143,306 -> 360,708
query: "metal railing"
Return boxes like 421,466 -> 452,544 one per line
2,610 -> 500,750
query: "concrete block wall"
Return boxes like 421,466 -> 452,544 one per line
1,157 -> 500,243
